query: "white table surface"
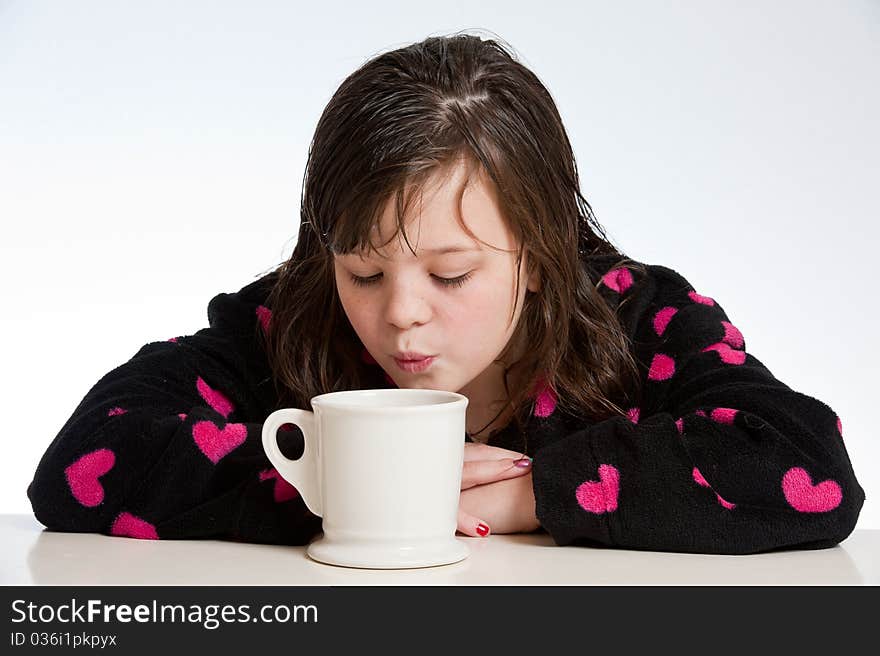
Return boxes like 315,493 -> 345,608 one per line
1,514 -> 876,585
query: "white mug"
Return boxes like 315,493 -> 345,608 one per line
261,388 -> 470,569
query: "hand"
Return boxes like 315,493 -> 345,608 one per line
456,443 -> 540,537
458,474 -> 540,536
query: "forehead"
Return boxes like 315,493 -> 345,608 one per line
363,159 -> 516,259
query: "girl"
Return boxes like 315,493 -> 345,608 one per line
28,34 -> 864,554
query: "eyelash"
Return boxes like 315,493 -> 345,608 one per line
348,272 -> 473,289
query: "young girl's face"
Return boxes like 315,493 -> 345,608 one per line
333,160 -> 540,405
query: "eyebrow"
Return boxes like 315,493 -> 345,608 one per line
418,245 -> 480,254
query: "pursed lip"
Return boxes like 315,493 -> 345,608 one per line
392,351 -> 435,361
392,355 -> 436,373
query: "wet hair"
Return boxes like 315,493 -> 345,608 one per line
261,31 -> 646,448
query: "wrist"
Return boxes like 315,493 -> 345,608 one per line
521,472 -> 541,532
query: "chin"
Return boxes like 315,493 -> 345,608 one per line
401,380 -> 435,389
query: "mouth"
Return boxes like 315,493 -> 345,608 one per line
392,355 -> 436,373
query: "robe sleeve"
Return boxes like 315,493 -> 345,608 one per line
27,273 -> 322,544
531,263 -> 865,554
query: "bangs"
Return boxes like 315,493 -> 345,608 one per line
326,154 -> 508,259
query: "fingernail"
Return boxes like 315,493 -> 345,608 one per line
476,522 -> 490,537
514,457 -> 533,468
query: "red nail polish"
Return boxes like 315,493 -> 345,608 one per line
476,522 -> 490,537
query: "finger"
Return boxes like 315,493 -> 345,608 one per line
456,506 -> 491,538
463,442 -> 528,462
460,456 -> 532,490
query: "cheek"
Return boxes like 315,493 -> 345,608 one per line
335,280 -> 373,333
340,294 -> 373,332
447,278 -> 513,333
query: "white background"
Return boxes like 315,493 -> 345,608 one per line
1,1 -> 877,529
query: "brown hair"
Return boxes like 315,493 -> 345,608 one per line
261,32 -> 646,447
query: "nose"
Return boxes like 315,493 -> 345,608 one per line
382,275 -> 432,330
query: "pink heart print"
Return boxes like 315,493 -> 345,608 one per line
601,267 -> 634,294
782,467 -> 842,512
575,464 -> 620,514
674,407 -> 733,434
702,342 -> 747,365
196,376 -> 235,418
692,467 -> 736,510
721,321 -> 744,348
709,407 -> 738,424
256,305 -> 272,334
65,448 -> 116,507
688,291 -> 715,306
259,468 -> 300,503
626,407 -> 640,424
532,373 -> 558,418
192,421 -> 247,464
648,353 -> 675,381
653,307 -> 678,336
110,512 -> 159,540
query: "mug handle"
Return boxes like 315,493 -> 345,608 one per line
261,408 -> 322,517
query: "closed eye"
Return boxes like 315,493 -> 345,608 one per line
348,272 -> 473,289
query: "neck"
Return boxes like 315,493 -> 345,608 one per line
461,328 -> 532,439
467,398 -> 516,441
